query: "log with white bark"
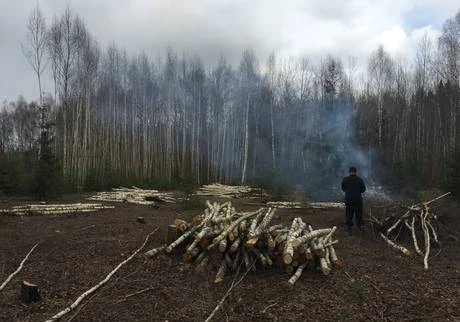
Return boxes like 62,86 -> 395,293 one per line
407,217 -> 423,256
292,228 -> 332,248
195,183 -> 263,198
144,246 -> 166,259
308,202 -> 345,209
420,210 -> 431,270
207,209 -> 265,250
0,243 -> 39,291
266,201 -> 345,209
266,201 -> 304,209
283,218 -> 303,265
165,224 -> 203,253
319,257 -> 331,275
380,233 -> 411,256
288,263 -> 308,285
45,229 -> 157,322
0,203 -> 114,216
87,186 -> 176,205
328,245 -> 343,269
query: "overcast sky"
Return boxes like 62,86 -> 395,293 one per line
0,0 -> 459,102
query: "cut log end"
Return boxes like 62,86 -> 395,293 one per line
291,239 -> 301,248
332,260 -> 344,269
283,254 -> 293,265
136,217 -> 145,224
174,219 -> 188,232
245,238 -> 258,248
218,240 -> 227,253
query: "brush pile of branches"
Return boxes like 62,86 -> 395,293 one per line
371,192 -> 450,270
0,203 -> 114,216
144,201 -> 342,285
87,186 -> 176,205
267,201 -> 345,209
194,183 -> 263,198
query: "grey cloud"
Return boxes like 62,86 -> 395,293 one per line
0,0 -> 459,102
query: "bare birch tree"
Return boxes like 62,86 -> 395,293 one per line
22,5 -> 48,104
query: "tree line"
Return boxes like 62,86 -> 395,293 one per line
0,6 -> 459,198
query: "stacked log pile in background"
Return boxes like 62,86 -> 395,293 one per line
144,201 -> 342,285
267,201 -> 345,209
372,192 -> 450,270
194,183 -> 263,199
266,201 -> 305,209
0,203 -> 114,216
88,186 -> 176,205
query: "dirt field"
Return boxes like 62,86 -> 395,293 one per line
0,194 -> 459,322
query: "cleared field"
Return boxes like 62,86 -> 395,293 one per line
0,195 -> 459,322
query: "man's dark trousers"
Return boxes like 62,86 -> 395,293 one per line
345,201 -> 363,229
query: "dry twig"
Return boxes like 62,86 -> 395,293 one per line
378,192 -> 450,269
204,264 -> 252,322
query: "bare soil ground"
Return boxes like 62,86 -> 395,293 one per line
0,194 -> 459,322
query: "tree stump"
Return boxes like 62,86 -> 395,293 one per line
136,217 -> 145,224
20,280 -> 40,304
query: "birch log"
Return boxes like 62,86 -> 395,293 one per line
45,229 -> 157,322
0,243 -> 39,291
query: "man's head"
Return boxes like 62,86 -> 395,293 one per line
349,166 -> 357,175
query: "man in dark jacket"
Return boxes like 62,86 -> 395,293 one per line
341,166 -> 366,235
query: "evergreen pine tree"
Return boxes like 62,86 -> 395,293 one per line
33,104 -> 61,199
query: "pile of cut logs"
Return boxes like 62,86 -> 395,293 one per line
267,201 -> 345,209
266,201 -> 305,209
195,183 -> 262,198
0,203 -> 114,216
372,192 -> 450,270
87,186 -> 176,205
144,201 -> 342,285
